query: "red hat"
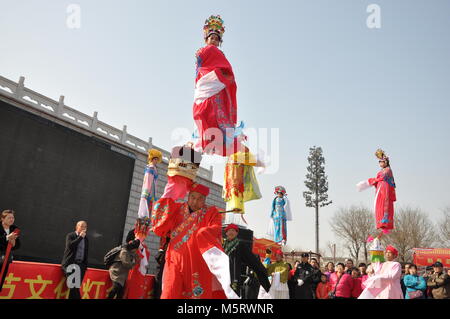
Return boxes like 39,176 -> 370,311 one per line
274,249 -> 283,257
385,245 -> 398,257
225,224 -> 239,233
190,183 -> 210,197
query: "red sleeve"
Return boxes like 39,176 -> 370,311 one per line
151,198 -> 183,237
195,206 -> 224,255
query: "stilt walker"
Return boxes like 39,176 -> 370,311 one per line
357,149 -> 396,237
267,186 -> 292,245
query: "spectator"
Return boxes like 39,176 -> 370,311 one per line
351,267 -> 363,298
329,263 -> 353,299
426,262 -> 450,299
401,262 -> 412,296
222,224 -> 270,298
423,266 -> 434,298
344,259 -> 354,275
0,210 -> 21,292
324,262 -> 335,281
107,239 -> 140,299
403,264 -> 426,299
61,221 -> 89,299
316,273 -> 331,299
310,257 -> 322,298
287,262 -> 297,299
358,263 -> 368,289
293,253 -> 314,299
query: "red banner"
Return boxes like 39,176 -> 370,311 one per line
412,248 -> 450,268
0,261 -> 154,299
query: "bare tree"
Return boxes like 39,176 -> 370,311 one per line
330,206 -> 375,263
438,207 -> 450,246
383,207 -> 438,262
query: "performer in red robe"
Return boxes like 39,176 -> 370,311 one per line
193,15 -> 243,156
357,149 -> 396,232
151,181 -> 238,299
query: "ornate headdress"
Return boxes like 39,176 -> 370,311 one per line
203,15 -> 225,41
375,148 -> 389,162
148,148 -> 162,164
274,186 -> 287,196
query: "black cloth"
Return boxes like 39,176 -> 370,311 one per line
61,231 -> 89,299
0,225 -> 21,292
311,267 -> 322,298
242,268 -> 261,299
61,232 -> 89,269
287,263 -> 296,299
107,282 -> 124,299
153,236 -> 170,299
226,240 -> 271,298
293,262 -> 315,299
401,274 -> 407,296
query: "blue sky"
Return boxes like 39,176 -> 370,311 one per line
1,0 -> 449,256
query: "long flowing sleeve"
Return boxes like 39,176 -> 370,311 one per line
196,207 -> 224,254
371,262 -> 402,284
284,197 -> 292,221
151,198 -> 183,238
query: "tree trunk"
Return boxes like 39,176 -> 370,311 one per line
315,204 -> 319,254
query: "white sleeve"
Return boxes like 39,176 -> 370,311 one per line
356,180 -> 371,192
285,197 -> 293,221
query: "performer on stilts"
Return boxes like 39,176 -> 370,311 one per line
137,149 -> 163,218
222,148 -> 262,223
126,148 -> 162,298
267,186 -> 292,246
357,149 -> 396,237
193,15 -> 245,157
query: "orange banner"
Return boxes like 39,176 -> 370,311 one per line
0,261 -> 154,299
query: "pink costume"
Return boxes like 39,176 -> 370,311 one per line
368,167 -> 396,230
358,261 -> 403,299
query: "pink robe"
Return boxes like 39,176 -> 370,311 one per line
368,167 -> 396,230
358,261 -> 403,299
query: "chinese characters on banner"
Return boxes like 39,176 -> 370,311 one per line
0,261 -> 154,299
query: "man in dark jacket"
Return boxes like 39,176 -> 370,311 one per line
293,253 -> 314,299
223,224 -> 271,298
61,221 -> 89,299
310,257 -> 322,298
427,262 -> 450,299
1,210 -> 21,292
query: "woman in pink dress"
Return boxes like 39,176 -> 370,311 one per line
357,149 -> 396,233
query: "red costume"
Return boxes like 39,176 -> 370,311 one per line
151,183 -> 238,299
368,167 -> 396,230
193,16 -> 242,156
357,149 -> 396,231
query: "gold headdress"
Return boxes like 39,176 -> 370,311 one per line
203,15 -> 225,41
148,148 -> 162,164
375,148 -> 389,162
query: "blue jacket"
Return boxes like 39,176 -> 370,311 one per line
403,274 -> 426,299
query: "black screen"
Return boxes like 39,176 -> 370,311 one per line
0,99 -> 135,268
